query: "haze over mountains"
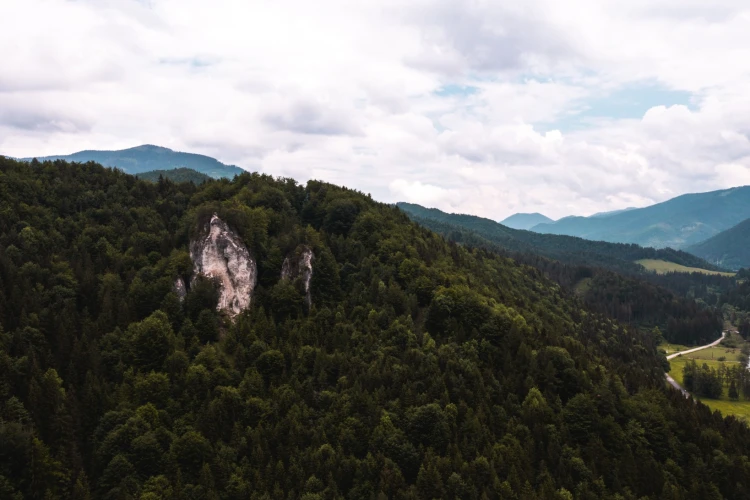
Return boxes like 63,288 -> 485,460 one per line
687,218 -> 750,271
23,144 -> 246,179
526,186 -> 750,250
589,207 -> 637,218
499,212 -> 554,230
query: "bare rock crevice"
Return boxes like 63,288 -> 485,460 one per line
189,214 -> 257,318
281,246 -> 314,307
173,277 -> 187,302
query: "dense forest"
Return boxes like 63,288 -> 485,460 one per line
395,213 -> 724,346
3,157 -> 750,499
681,358 -> 750,400
136,168 -> 212,185
397,203 -> 750,333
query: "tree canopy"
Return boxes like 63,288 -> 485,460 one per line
1,156 -> 750,499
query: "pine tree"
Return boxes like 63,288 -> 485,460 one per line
729,380 -> 739,400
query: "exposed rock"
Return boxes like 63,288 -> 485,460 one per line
281,246 -> 314,307
189,214 -> 257,317
173,277 -> 187,302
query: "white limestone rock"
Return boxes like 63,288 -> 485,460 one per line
189,214 -> 257,318
281,246 -> 314,307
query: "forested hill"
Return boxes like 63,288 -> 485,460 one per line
399,203 -> 723,347
687,218 -> 750,271
136,167 -> 212,184
23,144 -> 246,179
398,202 -> 720,275
2,157 -> 750,499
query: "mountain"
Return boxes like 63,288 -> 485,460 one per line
531,186 -> 750,248
589,207 -> 637,218
687,218 -> 750,270
23,144 -> 246,179
136,167 -> 212,184
4,155 -> 750,498
499,212 -> 553,230
397,202 -> 722,275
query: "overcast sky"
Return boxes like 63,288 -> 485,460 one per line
3,0 -> 750,219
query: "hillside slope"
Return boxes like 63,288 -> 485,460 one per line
531,186 -> 750,248
687,218 -> 750,270
23,144 -> 246,179
398,202 -> 721,275
500,212 -> 553,230
1,157 -> 750,498
136,167 -> 212,184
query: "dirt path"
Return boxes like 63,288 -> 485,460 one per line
666,331 -> 727,361
664,331 -> 727,397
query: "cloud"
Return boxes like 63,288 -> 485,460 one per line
2,0 -> 750,220
389,179 -> 461,206
402,1 -> 579,75
263,99 -> 362,136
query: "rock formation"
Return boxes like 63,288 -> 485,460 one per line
189,214 -> 257,317
281,246 -> 314,307
173,277 -> 187,302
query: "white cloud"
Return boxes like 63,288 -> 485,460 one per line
2,0 -> 750,220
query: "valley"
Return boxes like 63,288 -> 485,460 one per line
665,331 -> 750,420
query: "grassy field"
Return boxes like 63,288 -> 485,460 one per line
636,259 -> 736,276
660,342 -> 691,355
680,346 -> 744,362
668,355 -> 750,420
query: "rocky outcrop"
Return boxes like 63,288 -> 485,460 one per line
173,277 -> 187,302
189,214 -> 257,317
281,246 -> 314,307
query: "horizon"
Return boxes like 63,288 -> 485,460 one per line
11,142 -> 750,221
3,1 -> 750,219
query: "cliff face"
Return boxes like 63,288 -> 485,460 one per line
189,214 -> 257,317
281,246 -> 314,307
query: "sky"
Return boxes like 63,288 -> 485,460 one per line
3,0 -> 750,220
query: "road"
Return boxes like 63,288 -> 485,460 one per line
664,331 -> 727,398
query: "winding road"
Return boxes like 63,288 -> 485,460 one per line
664,331 -> 727,398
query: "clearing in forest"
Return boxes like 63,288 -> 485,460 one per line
636,259 -> 735,276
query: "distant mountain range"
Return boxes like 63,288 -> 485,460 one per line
398,202 -> 721,275
687,218 -> 750,270
589,207 -> 637,218
22,144 -> 246,179
499,212 -> 553,230
529,186 -> 750,249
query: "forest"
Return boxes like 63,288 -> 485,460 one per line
397,203 -> 723,275
679,360 -> 750,400
396,213 -> 725,346
3,157 -> 750,499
